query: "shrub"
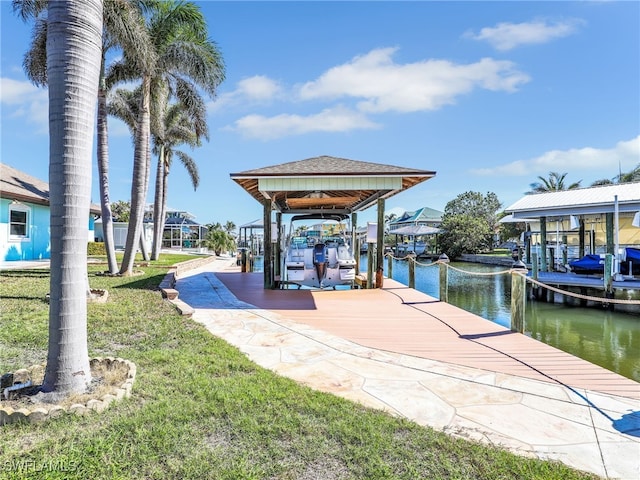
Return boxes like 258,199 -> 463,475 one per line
87,242 -> 106,256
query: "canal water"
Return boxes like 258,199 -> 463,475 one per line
362,256 -> 640,382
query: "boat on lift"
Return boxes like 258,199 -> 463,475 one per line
282,214 -> 357,289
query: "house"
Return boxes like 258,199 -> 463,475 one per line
0,163 -> 100,261
388,206 -> 443,231
154,210 -> 206,250
94,208 -> 206,252
504,182 -> 640,270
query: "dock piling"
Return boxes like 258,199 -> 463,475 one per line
408,256 -> 415,289
438,259 -> 448,303
511,270 -> 526,333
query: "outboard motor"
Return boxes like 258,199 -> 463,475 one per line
313,243 -> 328,286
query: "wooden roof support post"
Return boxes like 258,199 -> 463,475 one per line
351,212 -> 359,274
263,199 -> 273,289
376,198 -> 385,288
275,212 -> 282,280
578,219 -> 585,259
605,212 -> 614,256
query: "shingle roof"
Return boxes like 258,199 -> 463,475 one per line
1,163 -> 50,205
230,155 -> 436,213
232,155 -> 434,177
1,163 -> 101,214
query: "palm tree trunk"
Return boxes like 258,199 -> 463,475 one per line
43,0 -> 102,395
151,148 -> 165,260
139,225 -> 150,260
96,54 -> 118,274
160,164 -> 169,249
139,132 -> 152,261
120,74 -> 151,275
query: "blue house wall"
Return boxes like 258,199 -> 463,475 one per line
0,199 -> 51,261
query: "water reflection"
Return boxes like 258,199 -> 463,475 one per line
363,256 -> 640,382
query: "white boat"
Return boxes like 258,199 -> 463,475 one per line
283,214 -> 357,289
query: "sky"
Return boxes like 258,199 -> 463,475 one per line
1,1 -> 639,229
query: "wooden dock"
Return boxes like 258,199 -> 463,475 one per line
215,272 -> 639,399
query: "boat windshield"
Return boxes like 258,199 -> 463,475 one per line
323,236 -> 346,247
290,235 -> 320,248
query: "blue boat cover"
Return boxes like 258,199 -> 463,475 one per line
569,254 -> 604,274
569,248 -> 640,275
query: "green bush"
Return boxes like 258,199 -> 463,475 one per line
87,242 -> 106,256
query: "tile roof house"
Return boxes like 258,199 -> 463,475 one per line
0,163 -> 100,261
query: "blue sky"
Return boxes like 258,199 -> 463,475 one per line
1,1 -> 639,228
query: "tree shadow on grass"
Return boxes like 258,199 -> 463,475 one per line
0,269 -> 50,278
111,272 -> 167,291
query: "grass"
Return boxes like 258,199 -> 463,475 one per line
0,255 -> 599,480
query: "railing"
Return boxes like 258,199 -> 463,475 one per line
381,252 -> 640,334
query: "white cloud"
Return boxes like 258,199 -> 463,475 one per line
297,48 -> 529,113
0,77 -> 48,132
209,75 -> 283,112
470,136 -> 640,179
237,75 -> 282,100
226,105 -> 380,140
465,18 -> 585,51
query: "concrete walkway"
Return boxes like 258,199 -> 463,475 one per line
175,257 -> 639,480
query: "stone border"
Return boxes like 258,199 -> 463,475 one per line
0,357 -> 136,426
159,255 -> 219,317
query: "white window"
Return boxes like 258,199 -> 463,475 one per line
9,205 -> 30,239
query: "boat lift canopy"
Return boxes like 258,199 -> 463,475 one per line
230,155 -> 437,288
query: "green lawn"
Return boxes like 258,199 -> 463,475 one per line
0,256 -> 599,479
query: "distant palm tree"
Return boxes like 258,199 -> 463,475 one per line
616,163 -> 640,183
204,228 -> 235,256
528,172 -> 581,193
224,220 -> 236,235
151,91 -> 208,260
590,163 -> 640,186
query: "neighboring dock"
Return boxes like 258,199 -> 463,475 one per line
459,254 -> 640,312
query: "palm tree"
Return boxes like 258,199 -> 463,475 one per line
16,0 -> 103,395
109,86 -> 206,260
17,0 -> 155,274
97,0 -> 154,272
110,0 -> 224,275
151,90 -> 208,260
224,220 -> 236,236
615,163 -> 640,183
528,172 -> 582,193
204,225 -> 236,256
590,163 -> 640,186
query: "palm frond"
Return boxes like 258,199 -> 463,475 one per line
174,150 -> 199,190
22,17 -> 47,86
